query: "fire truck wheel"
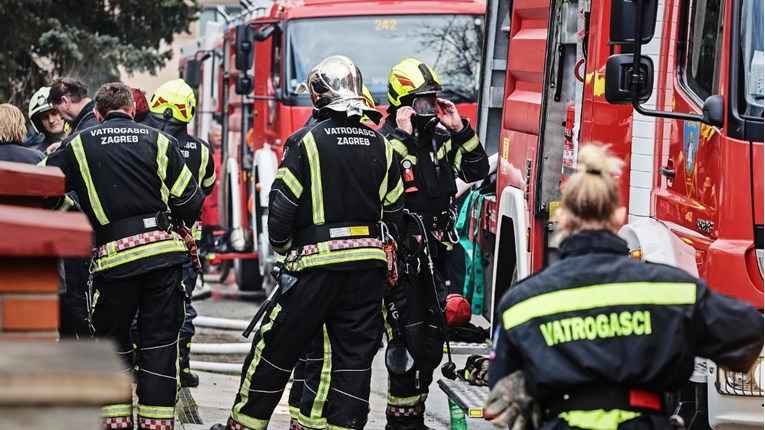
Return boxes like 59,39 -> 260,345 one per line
235,258 -> 264,292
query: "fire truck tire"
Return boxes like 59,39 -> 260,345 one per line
235,258 -> 264,292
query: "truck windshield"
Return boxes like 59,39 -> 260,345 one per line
286,14 -> 483,105
741,0 -> 764,117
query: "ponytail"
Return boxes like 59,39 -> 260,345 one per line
561,145 -> 623,232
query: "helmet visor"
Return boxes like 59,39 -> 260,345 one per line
411,94 -> 438,116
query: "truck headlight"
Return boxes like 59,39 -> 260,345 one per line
716,357 -> 764,396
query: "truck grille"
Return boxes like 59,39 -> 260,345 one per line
715,356 -> 764,397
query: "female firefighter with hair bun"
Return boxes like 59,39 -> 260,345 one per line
485,145 -> 763,430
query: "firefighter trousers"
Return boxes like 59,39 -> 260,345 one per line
93,265 -> 186,430
227,268 -> 385,430
384,249 -> 447,430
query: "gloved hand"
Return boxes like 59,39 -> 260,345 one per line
484,371 -> 540,430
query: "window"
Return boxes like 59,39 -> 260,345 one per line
285,15 -> 484,105
740,0 -> 764,117
682,0 -> 725,102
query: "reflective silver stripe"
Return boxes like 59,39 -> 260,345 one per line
156,134 -> 170,206
453,148 -> 464,174
170,164 -> 193,197
202,170 -> 216,188
71,135 -> 109,225
303,132 -> 325,224
136,404 -> 175,419
287,248 -> 386,272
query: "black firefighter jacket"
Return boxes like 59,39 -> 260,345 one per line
44,112 -> 205,278
268,110 -> 404,272
489,230 -> 764,403
380,113 -> 489,220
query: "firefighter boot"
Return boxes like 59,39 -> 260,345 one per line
179,334 -> 199,387
386,404 -> 434,430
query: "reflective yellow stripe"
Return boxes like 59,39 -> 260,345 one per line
54,195 -> 75,211
403,154 -> 417,165
137,404 -> 175,419
234,304 -> 282,428
202,171 -> 216,188
170,164 -> 193,197
37,158 -> 47,166
156,134 -> 170,206
387,392 -> 428,406
289,406 -> 300,420
230,412 -> 269,430
462,135 -> 479,152
71,136 -> 109,225
453,148 -> 463,174
559,409 -> 641,430
379,140 -> 394,201
384,178 -> 404,206
389,138 -> 408,158
299,412 -> 327,429
303,132 -> 324,224
502,282 -> 697,330
94,239 -> 188,272
101,403 -> 132,417
287,248 -> 386,272
310,326 -> 332,420
276,167 -> 304,199
199,143 -> 210,185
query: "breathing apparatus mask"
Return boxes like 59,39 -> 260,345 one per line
410,94 -> 440,141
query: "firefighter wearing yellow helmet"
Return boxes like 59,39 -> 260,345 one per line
381,58 -> 490,430
145,78 -> 216,388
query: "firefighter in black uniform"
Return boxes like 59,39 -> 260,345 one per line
48,77 -> 102,339
380,58 -> 489,430
210,55 -> 403,430
44,83 -> 205,430
485,145 -> 764,430
145,78 -> 216,387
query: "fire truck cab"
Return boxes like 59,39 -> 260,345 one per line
444,0 -> 763,426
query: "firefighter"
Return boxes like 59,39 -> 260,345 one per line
209,55 -> 403,430
27,87 -> 68,154
380,58 -> 489,430
43,82 -> 204,430
485,145 -> 764,430
48,77 -> 100,136
145,78 -> 216,387
285,82 -> 379,429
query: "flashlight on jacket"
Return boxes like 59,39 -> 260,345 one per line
402,159 -> 418,193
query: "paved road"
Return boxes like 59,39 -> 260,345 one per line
178,280 -> 496,430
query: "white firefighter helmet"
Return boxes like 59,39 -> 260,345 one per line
28,87 -> 55,133
297,55 -> 380,122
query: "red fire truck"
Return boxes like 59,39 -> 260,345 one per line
452,0 -> 763,426
181,0 -> 487,292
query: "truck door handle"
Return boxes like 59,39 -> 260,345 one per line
660,166 -> 675,178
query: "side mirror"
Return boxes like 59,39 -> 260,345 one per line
184,59 -> 201,89
254,25 -> 276,42
235,74 -> 254,95
701,95 -> 724,127
605,54 -> 654,104
235,25 -> 254,71
609,0 -> 659,44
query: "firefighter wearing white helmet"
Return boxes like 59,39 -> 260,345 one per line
27,86 -> 68,153
210,55 -> 403,430
144,78 -> 216,388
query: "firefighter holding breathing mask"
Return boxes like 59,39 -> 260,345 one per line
380,58 -> 490,430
